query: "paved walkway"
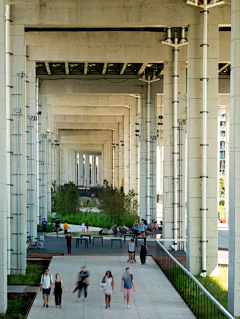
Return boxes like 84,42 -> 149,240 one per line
27,255 -> 195,319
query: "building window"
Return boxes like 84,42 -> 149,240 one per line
220,160 -> 225,170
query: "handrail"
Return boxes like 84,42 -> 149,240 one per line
155,240 -> 235,319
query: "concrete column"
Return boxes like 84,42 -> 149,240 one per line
124,113 -> 130,193
118,121 -> 124,189
10,24 -> 26,274
85,154 -> 90,186
140,93 -> 157,221
0,0 -> 7,312
98,155 -> 102,186
68,150 -> 75,182
78,152 -> 84,185
25,60 -> 37,238
186,22 -> 219,276
113,126 -> 119,188
229,1 -> 240,315
162,61 -> 174,241
92,155 -> 95,186
130,100 -> 138,194
225,104 -> 230,224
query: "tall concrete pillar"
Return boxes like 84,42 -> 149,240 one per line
140,93 -> 157,221
98,155 -> 102,186
78,152 -> 84,185
130,101 -> 138,194
85,154 -> 90,186
229,1 -> 240,315
162,60 -> 174,241
186,22 -> 219,276
10,23 -> 26,274
140,94 -> 157,220
124,113 -> 130,193
26,60 -> 37,238
118,121 -> 124,189
0,0 -> 7,312
68,150 -> 75,182
92,155 -> 95,186
113,127 -> 119,188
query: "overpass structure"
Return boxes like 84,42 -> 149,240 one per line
0,0 -> 240,316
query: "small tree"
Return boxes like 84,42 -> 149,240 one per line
99,180 -> 139,224
219,177 -> 225,197
54,181 -> 79,215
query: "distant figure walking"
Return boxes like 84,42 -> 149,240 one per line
64,232 -> 72,254
52,273 -> 66,308
128,239 -> 135,263
102,271 -> 114,309
121,267 -> 135,309
40,269 -> 53,308
64,221 -> 69,235
81,201 -> 83,209
73,266 -> 90,302
81,222 -> 86,233
133,220 -> 139,237
86,222 -> 89,232
87,199 -> 90,208
54,218 -> 60,237
139,241 -> 148,265
42,218 -> 48,236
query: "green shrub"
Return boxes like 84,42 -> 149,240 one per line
37,223 -> 62,232
219,200 -> 225,206
56,212 -> 139,229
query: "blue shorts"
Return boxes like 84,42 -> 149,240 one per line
42,288 -> 51,296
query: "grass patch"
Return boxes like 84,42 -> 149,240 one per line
196,266 -> 228,310
0,294 -> 33,319
219,206 -> 225,219
8,264 -> 46,285
79,197 -> 96,208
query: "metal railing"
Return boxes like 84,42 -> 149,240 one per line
155,240 -> 234,319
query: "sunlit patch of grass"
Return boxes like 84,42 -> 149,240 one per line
196,266 -> 228,309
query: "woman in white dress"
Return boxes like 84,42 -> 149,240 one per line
102,270 -> 114,309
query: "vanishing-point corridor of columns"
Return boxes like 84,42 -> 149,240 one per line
1,0 -> 240,317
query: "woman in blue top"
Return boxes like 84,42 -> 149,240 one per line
138,222 -> 147,237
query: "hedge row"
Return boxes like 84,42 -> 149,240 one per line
49,212 -> 139,229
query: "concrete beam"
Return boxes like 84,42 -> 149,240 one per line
65,62 -> 69,75
55,122 -> 118,130
10,0 -> 230,27
84,62 -> 88,75
54,115 -> 124,123
45,62 -> 51,75
50,106 -> 129,116
137,63 -> 148,75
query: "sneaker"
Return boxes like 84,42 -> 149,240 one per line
43,304 -> 45,307
124,305 -> 127,309
77,299 -> 81,302
127,305 -> 130,309
46,305 -> 49,308
84,298 -> 87,302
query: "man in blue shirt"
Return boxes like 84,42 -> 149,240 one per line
139,221 -> 147,237
42,218 -> 48,236
121,267 -> 135,309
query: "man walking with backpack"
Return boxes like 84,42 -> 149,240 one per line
73,266 -> 90,302
40,269 -> 53,308
121,267 -> 135,309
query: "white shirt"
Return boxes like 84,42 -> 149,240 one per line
81,223 -> 85,228
41,274 -> 53,289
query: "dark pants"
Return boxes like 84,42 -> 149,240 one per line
73,281 -> 88,298
67,243 -> 71,254
134,230 -> 138,237
55,290 -> 62,306
140,252 -> 146,265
